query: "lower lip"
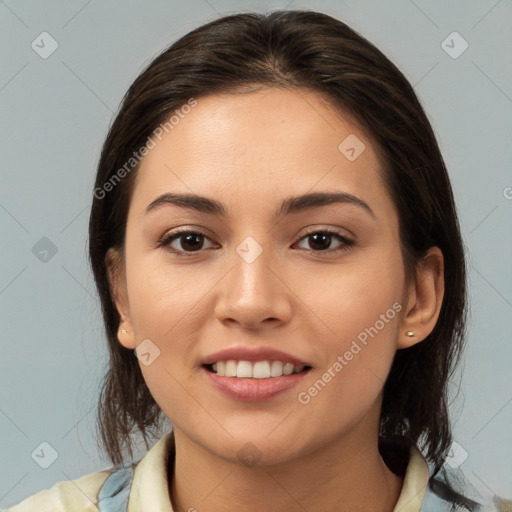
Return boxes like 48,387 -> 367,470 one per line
201,366 -> 310,401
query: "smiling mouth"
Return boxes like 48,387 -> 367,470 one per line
203,360 -> 312,378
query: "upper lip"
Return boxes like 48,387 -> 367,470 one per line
202,346 -> 311,367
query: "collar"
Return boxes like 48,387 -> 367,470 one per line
392,445 -> 430,511
124,432 -> 430,512
127,431 -> 175,511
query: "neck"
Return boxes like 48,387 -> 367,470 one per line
169,426 -> 404,512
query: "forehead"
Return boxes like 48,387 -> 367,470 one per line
131,87 -> 395,221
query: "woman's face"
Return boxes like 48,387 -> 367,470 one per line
112,87 -> 416,465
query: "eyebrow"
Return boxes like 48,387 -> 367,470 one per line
145,191 -> 375,219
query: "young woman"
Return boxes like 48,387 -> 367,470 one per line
5,10 -> 510,512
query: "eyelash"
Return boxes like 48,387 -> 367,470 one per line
158,227 -> 355,257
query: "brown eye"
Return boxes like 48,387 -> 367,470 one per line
306,232 -> 334,251
161,230 -> 215,255
295,229 -> 355,253
174,233 -> 205,252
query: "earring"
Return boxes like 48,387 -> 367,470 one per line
406,331 -> 414,337
121,329 -> 128,334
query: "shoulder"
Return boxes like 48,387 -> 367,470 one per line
2,433 -> 173,512
1,468 -> 120,512
423,463 -> 512,511
395,443 -> 511,512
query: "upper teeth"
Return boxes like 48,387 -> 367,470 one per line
211,360 -> 306,378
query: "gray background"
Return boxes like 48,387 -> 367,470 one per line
1,0 -> 511,507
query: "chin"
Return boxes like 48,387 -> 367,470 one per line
203,429 -> 311,468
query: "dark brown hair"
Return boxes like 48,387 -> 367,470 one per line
89,10 -> 467,475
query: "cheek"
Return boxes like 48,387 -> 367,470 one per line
125,249 -> 211,337
298,246 -> 405,341
296,246 -> 404,403
129,259 -> 206,423
122,250 -> 207,401
140,360 -> 195,424
296,300 -> 401,437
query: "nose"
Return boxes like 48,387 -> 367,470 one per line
214,242 -> 293,330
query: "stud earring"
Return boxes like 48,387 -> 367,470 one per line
121,329 -> 128,334
406,331 -> 414,337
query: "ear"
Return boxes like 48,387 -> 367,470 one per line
398,246 -> 445,349
105,247 -> 137,349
